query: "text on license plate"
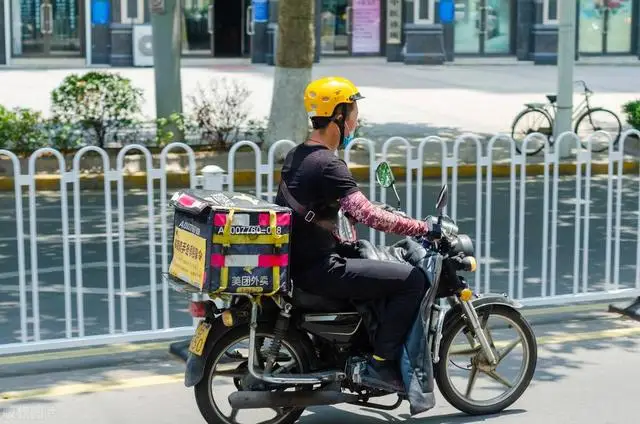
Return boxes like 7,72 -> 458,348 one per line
188,321 -> 212,356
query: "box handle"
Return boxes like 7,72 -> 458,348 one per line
221,209 -> 236,247
217,209 -> 236,292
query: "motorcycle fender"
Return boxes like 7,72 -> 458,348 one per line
184,317 -> 229,388
442,294 -> 522,335
184,302 -> 280,388
184,309 -> 253,388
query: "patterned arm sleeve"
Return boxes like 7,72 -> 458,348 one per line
339,191 -> 430,236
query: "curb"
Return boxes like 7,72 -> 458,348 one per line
0,301 -> 615,368
0,161 -> 637,191
2,323 -> 640,402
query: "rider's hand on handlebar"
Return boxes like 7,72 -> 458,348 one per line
425,219 -> 442,241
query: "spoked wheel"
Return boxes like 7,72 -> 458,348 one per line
195,325 -> 311,424
511,108 -> 553,156
434,306 -> 537,416
575,107 -> 623,153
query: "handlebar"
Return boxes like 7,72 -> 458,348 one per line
575,80 -> 593,95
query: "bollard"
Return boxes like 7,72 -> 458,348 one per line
169,165 -> 228,362
201,165 -> 225,191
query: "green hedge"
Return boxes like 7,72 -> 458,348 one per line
622,100 -> 640,131
0,71 -> 270,155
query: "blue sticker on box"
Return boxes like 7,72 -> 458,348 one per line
253,0 -> 268,23
92,0 -> 110,25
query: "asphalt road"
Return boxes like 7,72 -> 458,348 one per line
1,175 -> 639,345
1,314 -> 639,424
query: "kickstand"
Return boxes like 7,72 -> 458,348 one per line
351,395 -> 403,411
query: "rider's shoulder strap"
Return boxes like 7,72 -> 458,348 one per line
278,180 -> 335,232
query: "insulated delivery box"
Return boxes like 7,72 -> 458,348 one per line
168,189 -> 292,295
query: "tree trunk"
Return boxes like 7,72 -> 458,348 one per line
265,0 -> 315,149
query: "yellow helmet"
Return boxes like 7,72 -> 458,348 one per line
304,77 -> 364,118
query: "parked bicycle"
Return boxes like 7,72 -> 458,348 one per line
510,80 -> 622,155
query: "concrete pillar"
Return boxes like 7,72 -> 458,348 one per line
437,0 -> 455,62
91,0 -> 113,64
251,0 -> 269,63
385,0 -> 404,62
532,0 -> 580,65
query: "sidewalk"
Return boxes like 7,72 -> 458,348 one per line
1,61 -> 637,189
0,60 -> 637,137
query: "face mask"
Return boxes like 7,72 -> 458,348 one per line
341,122 -> 355,149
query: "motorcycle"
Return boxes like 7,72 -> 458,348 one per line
173,161 -> 538,424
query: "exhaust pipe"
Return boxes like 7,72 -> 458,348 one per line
228,390 -> 360,409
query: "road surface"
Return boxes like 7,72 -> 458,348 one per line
0,175 -> 639,345
1,311 -> 639,424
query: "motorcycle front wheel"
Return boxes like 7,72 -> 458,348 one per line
194,324 -> 311,424
434,305 -> 537,416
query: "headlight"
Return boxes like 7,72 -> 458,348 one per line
451,234 -> 474,257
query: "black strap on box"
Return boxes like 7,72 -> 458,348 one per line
278,180 -> 336,232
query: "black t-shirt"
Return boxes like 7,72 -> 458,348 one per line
275,144 -> 360,275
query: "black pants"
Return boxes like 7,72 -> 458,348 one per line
297,254 -> 427,360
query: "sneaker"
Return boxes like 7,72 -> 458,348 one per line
359,358 -> 405,393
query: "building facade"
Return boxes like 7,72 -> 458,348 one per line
1,0 -> 639,66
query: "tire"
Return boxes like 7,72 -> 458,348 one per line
575,107 -> 623,153
434,305 -> 537,416
510,108 -> 553,156
194,324 -> 312,424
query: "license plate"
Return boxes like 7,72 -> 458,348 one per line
188,321 -> 212,356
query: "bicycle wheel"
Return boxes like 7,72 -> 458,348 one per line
510,108 -> 552,156
574,107 -> 622,153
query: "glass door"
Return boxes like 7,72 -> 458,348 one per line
182,0 -> 213,56
606,0 -> 633,53
454,0 -> 482,53
483,0 -> 511,53
13,0 -> 82,56
579,0 -> 606,53
454,0 -> 511,54
579,0 -> 633,54
321,0 -> 351,54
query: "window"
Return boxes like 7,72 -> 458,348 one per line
544,0 -> 559,24
121,0 -> 146,24
414,0 -> 436,24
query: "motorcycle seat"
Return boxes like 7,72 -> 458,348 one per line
355,239 -> 407,263
290,286 -> 355,312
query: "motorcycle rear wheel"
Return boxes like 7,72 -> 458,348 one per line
434,305 -> 537,416
194,324 -> 311,424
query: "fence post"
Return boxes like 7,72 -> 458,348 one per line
169,165 -> 227,361
202,165 -> 225,191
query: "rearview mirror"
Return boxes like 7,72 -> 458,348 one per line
375,162 -> 395,188
436,185 -> 448,215
375,161 -> 401,208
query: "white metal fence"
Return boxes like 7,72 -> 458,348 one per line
0,130 -> 639,355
